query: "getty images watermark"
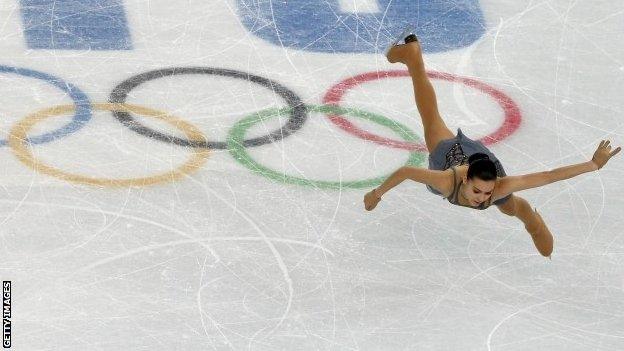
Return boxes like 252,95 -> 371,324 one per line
3,281 -> 10,349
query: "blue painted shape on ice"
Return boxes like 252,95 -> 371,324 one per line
237,0 -> 485,53
20,0 -> 132,50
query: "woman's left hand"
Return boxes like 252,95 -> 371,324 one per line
592,140 -> 621,170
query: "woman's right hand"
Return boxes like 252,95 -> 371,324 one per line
364,189 -> 381,211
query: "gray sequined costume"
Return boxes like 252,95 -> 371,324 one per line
426,128 -> 512,209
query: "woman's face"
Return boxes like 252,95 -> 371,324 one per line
463,177 -> 495,206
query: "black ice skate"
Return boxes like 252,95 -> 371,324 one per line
384,26 -> 418,56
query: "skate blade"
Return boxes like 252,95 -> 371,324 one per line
384,26 -> 415,56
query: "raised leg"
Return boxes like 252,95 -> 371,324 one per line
496,194 -> 554,257
387,40 -> 454,153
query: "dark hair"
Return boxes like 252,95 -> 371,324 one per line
466,153 -> 497,181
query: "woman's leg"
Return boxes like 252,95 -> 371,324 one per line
387,41 -> 454,153
496,194 -> 554,257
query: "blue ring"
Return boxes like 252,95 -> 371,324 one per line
0,65 -> 92,146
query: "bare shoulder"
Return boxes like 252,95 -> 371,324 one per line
442,165 -> 468,198
426,168 -> 455,198
401,166 -> 454,196
437,168 -> 456,198
491,176 -> 514,202
490,177 -> 509,202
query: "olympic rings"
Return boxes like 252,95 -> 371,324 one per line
323,70 -> 521,152
1,64 -> 523,189
109,67 -> 308,149
0,65 -> 92,147
8,103 -> 210,188
227,104 -> 425,189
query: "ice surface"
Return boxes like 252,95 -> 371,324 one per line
1,0 -> 623,350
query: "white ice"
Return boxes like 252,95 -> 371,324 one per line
1,0 -> 623,350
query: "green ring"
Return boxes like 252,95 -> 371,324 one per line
227,104 -> 426,189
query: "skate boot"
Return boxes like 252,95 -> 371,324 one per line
525,209 -> 554,258
385,26 -> 420,64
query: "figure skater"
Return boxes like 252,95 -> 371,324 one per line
363,30 -> 621,258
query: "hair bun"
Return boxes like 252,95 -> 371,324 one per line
468,153 -> 490,165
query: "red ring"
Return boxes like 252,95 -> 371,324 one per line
322,70 -> 521,152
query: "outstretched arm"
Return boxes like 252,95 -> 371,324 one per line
495,140 -> 621,198
363,166 -> 448,211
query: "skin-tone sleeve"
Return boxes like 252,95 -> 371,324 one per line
365,166 -> 449,211
495,140 -> 621,198
375,167 -> 448,197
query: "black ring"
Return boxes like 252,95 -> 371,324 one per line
109,67 -> 308,149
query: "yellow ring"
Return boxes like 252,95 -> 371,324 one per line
8,103 -> 210,187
